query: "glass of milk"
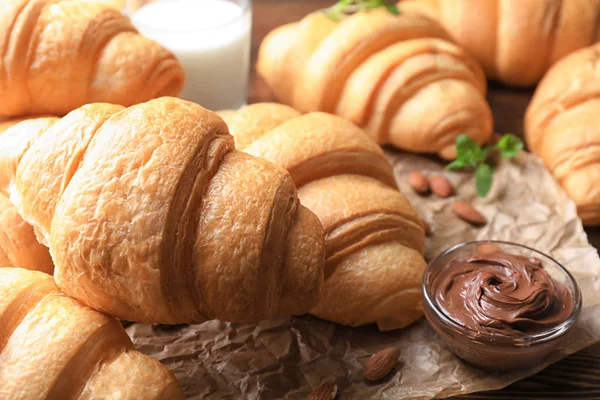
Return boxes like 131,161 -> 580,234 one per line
130,0 -> 251,110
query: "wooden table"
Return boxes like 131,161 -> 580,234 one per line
249,0 -> 600,398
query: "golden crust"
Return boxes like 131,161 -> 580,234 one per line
219,104 -> 427,331
0,97 -> 325,324
257,8 -> 492,159
0,0 -> 184,117
0,267 -> 183,399
0,194 -> 53,273
525,43 -> 600,226
399,0 -> 600,86
0,118 -> 54,274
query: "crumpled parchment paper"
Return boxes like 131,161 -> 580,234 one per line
126,150 -> 600,399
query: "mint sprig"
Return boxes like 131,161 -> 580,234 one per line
446,134 -> 523,197
324,0 -> 399,21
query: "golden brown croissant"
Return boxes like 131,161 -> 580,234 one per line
0,118 -> 53,274
0,0 -> 184,117
87,0 -> 125,9
0,97 -> 326,324
399,0 -> 600,87
0,192 -> 53,274
525,42 -> 600,226
219,103 -> 427,331
257,8 -> 493,160
0,267 -> 184,399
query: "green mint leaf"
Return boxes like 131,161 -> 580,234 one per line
454,135 -> 483,168
323,0 -> 352,20
446,159 -> 466,170
475,164 -> 493,197
362,0 -> 379,9
323,0 -> 399,19
496,134 -> 523,159
323,8 -> 340,20
472,146 -> 488,165
384,3 -> 400,14
455,134 -> 478,153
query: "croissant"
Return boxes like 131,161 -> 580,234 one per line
398,0 -> 600,87
257,8 -> 493,160
0,188 -> 54,274
0,97 -> 326,324
0,118 -> 54,273
88,0 -> 125,9
0,267 -> 183,399
218,103 -> 427,331
525,42 -> 600,226
0,0 -> 184,117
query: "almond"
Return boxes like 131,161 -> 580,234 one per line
306,381 -> 338,400
428,175 -> 453,198
408,171 -> 429,194
477,242 -> 501,253
451,201 -> 487,226
363,347 -> 400,381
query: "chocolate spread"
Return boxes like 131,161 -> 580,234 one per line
432,251 -> 574,337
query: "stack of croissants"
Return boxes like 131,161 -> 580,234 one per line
0,0 -> 598,398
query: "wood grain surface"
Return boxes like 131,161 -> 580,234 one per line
248,0 -> 600,398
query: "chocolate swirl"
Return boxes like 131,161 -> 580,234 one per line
432,251 -> 574,337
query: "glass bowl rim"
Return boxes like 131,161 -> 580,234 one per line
128,0 -> 252,34
422,240 -> 583,346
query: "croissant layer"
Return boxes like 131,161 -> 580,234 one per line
219,103 -> 426,331
0,267 -> 183,399
0,97 -> 325,324
399,0 -> 600,86
257,9 -> 492,159
0,0 -> 184,117
525,43 -> 600,225
0,118 -> 53,273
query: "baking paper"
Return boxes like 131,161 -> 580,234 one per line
126,150 -> 600,399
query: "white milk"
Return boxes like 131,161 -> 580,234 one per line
132,0 -> 251,110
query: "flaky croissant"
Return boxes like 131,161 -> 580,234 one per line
219,103 -> 427,331
0,267 -> 183,399
0,118 -> 53,274
87,0 -> 125,9
525,43 -> 600,226
399,0 -> 600,87
257,8 -> 492,159
0,97 -> 325,324
0,0 -> 184,117
0,191 -> 54,274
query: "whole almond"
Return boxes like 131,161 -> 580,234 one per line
428,175 -> 453,198
364,347 -> 400,381
409,171 -> 429,194
306,382 -> 338,400
451,201 -> 487,226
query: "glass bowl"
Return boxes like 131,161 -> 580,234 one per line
423,240 -> 582,371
